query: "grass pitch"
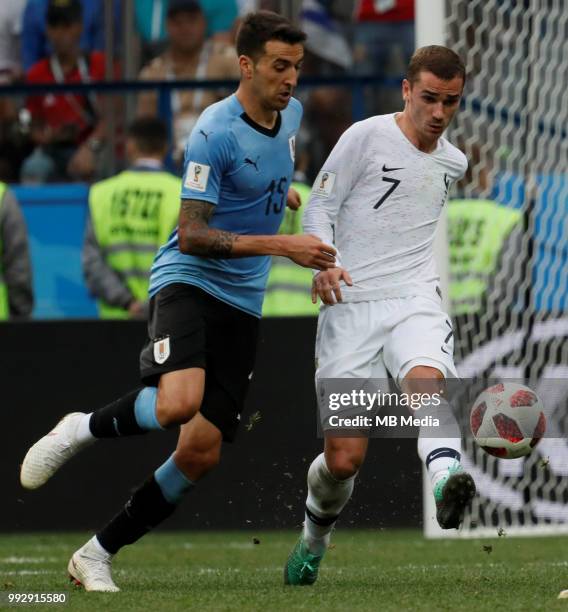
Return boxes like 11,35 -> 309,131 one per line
1,530 -> 567,611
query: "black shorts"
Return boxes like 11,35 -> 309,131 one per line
139,283 -> 259,442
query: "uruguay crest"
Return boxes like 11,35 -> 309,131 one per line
153,336 -> 171,365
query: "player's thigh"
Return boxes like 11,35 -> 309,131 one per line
316,302 -> 385,379
199,293 -> 260,443
324,436 -> 369,477
174,412 -> 223,481
383,294 -> 457,385
140,283 -> 207,419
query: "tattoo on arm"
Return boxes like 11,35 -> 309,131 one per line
179,199 -> 239,258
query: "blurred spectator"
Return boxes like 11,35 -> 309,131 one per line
0,104 -> 34,184
236,1 -> 283,17
21,0 -> 121,72
298,0 -> 355,182
301,0 -> 354,72
236,0 -> 257,12
448,198 -> 521,316
0,183 -> 34,321
137,0 -> 239,165
354,0 -> 414,74
22,0 -> 108,183
0,1 -> 29,181
0,0 -> 27,82
83,117 -> 181,319
134,0 -> 238,59
353,0 -> 414,113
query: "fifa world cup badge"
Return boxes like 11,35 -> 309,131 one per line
312,170 -> 336,198
185,161 -> 210,192
153,336 -> 171,365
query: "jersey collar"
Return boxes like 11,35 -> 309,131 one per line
239,111 -> 282,138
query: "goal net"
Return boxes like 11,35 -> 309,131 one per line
424,0 -> 568,538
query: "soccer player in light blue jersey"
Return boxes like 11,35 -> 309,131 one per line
20,11 -> 336,592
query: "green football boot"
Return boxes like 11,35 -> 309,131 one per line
284,535 -> 324,586
434,462 -> 476,529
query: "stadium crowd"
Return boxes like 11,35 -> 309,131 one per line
0,0 -> 416,320
0,0 -> 415,183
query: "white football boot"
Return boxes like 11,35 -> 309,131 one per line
20,412 -> 93,489
68,539 -> 120,592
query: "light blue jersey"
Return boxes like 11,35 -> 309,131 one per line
149,94 -> 303,317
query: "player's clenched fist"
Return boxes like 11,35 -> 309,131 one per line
280,234 -> 336,270
312,267 -> 353,305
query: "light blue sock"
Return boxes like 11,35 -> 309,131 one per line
154,455 -> 195,504
134,387 -> 164,431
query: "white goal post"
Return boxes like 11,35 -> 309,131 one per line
419,0 -> 568,538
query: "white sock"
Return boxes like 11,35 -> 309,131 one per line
303,518 -> 332,555
75,413 -> 96,445
416,399 -> 462,488
89,536 -> 112,559
418,437 -> 462,489
303,453 -> 355,554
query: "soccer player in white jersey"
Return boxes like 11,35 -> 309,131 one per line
284,46 -> 475,586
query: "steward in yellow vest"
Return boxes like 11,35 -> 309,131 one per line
448,199 -> 521,315
262,182 -> 320,317
0,183 -> 34,320
83,118 -> 181,319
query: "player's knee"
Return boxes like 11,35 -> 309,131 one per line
175,444 -> 220,479
405,365 -> 444,381
156,395 -> 202,427
403,366 -> 445,396
326,450 -> 362,480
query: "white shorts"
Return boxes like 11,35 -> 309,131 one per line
315,294 -> 457,385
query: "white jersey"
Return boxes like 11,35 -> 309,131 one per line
304,113 -> 468,301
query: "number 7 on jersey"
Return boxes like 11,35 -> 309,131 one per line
374,176 -> 401,210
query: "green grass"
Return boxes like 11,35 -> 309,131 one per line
1,530 -> 568,611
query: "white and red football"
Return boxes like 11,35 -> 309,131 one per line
470,382 -> 546,459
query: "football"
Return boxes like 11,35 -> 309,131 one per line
470,382 -> 546,459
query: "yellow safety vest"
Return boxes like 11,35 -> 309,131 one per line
0,183 -> 8,320
89,169 -> 181,318
448,199 -> 521,315
262,182 -> 320,317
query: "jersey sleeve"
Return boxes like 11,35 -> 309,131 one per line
288,96 -> 303,128
303,122 -> 364,267
448,144 -> 468,182
180,119 -> 233,204
457,151 -> 469,181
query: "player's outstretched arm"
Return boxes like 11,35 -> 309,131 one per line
312,267 -> 353,305
177,199 -> 336,270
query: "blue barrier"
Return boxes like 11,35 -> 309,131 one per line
14,175 -> 567,319
0,75 -> 400,126
13,185 -> 97,319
